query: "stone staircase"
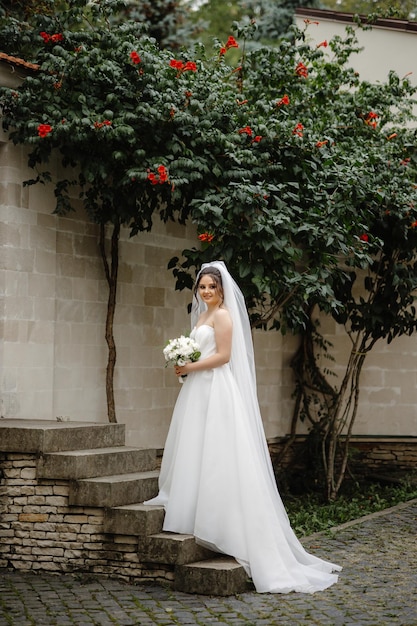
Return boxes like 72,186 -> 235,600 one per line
0,419 -> 250,595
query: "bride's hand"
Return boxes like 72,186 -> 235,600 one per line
175,364 -> 187,377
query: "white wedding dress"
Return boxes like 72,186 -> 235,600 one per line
145,323 -> 341,594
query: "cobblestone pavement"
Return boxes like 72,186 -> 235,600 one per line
1,499 -> 416,626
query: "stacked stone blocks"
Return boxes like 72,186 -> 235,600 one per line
0,419 -> 249,595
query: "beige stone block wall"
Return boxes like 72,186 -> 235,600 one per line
110,221 -> 200,447
304,314 -> 417,438
0,136 -> 285,447
0,137 -> 57,422
253,330 -> 298,440
356,334 -> 417,436
0,452 -> 172,582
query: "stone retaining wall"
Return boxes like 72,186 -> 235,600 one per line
269,437 -> 417,475
0,452 -> 173,582
2,439 -> 416,577
349,440 -> 417,473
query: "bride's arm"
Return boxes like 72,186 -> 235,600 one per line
175,309 -> 232,376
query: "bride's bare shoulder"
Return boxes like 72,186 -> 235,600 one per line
214,307 -> 232,325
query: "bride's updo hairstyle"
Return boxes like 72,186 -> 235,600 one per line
194,266 -> 224,304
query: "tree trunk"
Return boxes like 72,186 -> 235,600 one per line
290,310 -> 376,500
99,220 -> 120,423
324,336 -> 373,500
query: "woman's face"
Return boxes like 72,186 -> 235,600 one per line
198,274 -> 222,307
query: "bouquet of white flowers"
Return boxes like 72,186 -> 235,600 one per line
163,335 -> 201,383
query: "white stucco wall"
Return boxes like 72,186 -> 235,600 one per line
295,10 -> 417,89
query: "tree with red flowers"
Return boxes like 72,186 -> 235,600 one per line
170,18 -> 417,499
0,0 -> 240,422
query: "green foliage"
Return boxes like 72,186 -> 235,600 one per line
111,0 -> 204,50
0,0 -> 58,21
189,0 -> 244,48
4,2 -> 416,344
239,0 -> 321,42
191,0 -> 321,46
285,475 -> 417,535
0,0 -> 201,59
0,1 -> 239,233
174,21 -> 417,336
7,3 -> 417,336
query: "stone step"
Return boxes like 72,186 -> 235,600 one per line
103,503 -> 165,536
175,557 -> 249,596
138,532 -> 217,565
0,419 -> 126,453
69,471 -> 160,507
37,446 -> 156,480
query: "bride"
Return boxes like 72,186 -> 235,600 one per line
145,261 -> 341,593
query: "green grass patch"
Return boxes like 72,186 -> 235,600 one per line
283,474 -> 417,536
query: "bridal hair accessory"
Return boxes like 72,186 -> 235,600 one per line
163,335 -> 201,383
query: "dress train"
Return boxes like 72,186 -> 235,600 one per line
145,325 -> 341,593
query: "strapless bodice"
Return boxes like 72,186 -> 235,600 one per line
191,325 -> 216,359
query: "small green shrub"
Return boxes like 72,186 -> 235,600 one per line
285,474 -> 417,536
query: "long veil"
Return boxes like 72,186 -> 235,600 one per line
191,261 -> 280,501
